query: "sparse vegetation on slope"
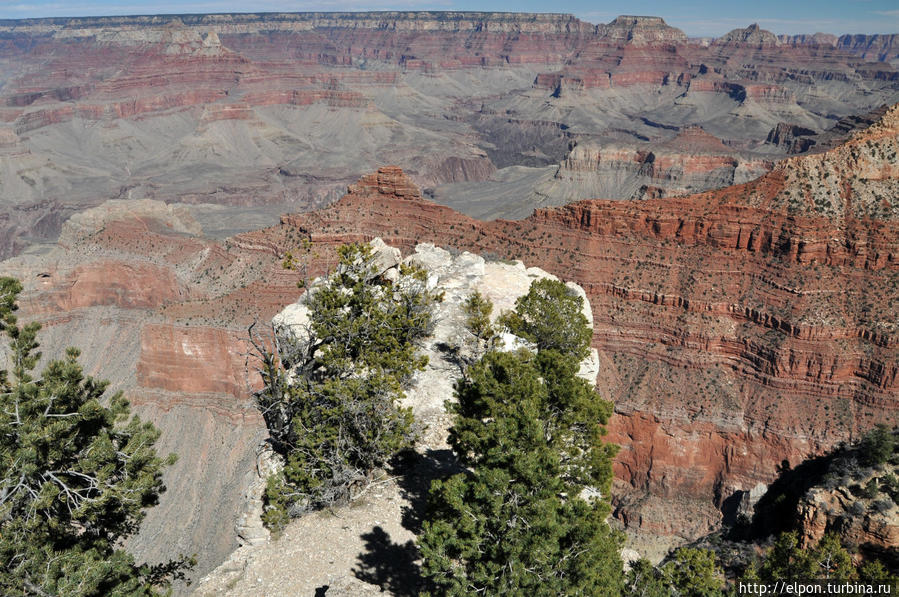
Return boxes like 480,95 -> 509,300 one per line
0,277 -> 192,596
750,425 -> 899,553
738,530 -> 898,592
627,530 -> 898,597
625,547 -> 724,597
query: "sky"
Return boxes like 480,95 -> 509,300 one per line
0,0 -> 897,37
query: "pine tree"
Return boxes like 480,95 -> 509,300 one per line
625,559 -> 670,597
499,277 -> 593,360
419,279 -> 622,596
757,532 -> 855,582
625,550 -> 724,597
858,424 -> 896,467
0,277 -> 190,596
740,531 -> 898,594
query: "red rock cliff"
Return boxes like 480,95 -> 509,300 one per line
278,108 -> 899,543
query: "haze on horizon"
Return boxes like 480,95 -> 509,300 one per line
1,0 -> 898,36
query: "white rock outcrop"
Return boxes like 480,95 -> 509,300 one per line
194,239 -> 602,595
398,243 -> 599,434
263,238 -> 601,445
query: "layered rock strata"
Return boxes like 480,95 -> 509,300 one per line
798,474 -> 899,566
0,12 -> 897,256
537,127 -> 773,202
273,107 -> 899,546
0,200 -> 305,583
0,12 -> 896,581
2,104 -> 897,584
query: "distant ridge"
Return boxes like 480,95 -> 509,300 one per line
0,11 -> 589,30
0,12 -> 701,44
1,11 -> 894,43
717,23 -> 779,45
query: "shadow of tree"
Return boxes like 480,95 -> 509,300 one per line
353,526 -> 420,596
351,449 -> 464,594
749,453 -> 841,539
395,447 -> 463,534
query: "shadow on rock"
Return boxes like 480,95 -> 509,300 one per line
353,526 -> 420,596
748,453 -> 840,539
352,449 -> 464,595
394,448 -> 463,534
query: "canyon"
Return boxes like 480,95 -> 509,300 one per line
0,12 -> 897,257
0,10 -> 897,589
3,100 -> 895,582
275,107 -> 898,551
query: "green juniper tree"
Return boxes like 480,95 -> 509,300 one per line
659,548 -> 724,597
498,277 -> 593,360
255,243 -> 442,528
625,548 -> 724,597
858,424 -> 896,467
462,291 -> 495,346
738,531 -> 899,595
419,279 -> 622,596
753,532 -> 855,582
625,559 -> 671,597
0,277 -> 190,596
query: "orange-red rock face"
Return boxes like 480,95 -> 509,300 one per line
137,324 -> 255,398
608,412 -> 812,538
4,107 -> 897,570
2,201 -> 307,579
58,261 -> 186,310
550,129 -> 774,200
0,11 -> 897,570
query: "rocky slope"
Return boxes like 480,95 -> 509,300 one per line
750,428 -> 899,567
719,24 -> 779,45
0,11 -> 897,584
0,13 -> 896,255
0,200 -> 307,583
0,186 -> 600,587
532,126 -> 773,204
797,466 -> 899,567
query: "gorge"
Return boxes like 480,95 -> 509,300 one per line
0,10 -> 896,590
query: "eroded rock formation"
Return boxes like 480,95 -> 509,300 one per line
2,103 -> 897,584
0,11 -> 897,583
0,199 -> 302,582
537,127 -> 773,202
0,12 -> 896,257
274,106 -> 899,549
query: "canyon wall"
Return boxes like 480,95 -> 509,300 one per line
3,103 -> 896,581
276,108 -> 898,547
0,13 -> 896,258
1,201 -> 304,581
536,126 -> 773,203
0,10 -> 897,583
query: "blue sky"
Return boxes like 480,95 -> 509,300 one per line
0,0 -> 897,36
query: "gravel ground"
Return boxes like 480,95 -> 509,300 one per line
192,439 -> 459,597
194,469 -> 418,596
